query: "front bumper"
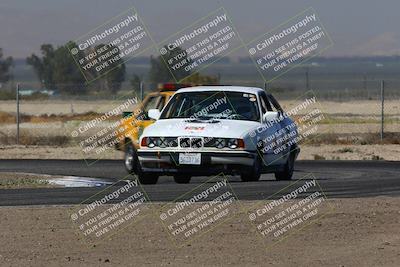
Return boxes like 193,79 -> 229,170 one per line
137,150 -> 256,176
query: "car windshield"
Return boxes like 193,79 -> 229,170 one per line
160,91 -> 260,121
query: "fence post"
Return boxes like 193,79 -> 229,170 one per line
380,80 -> 385,141
16,83 -> 20,145
305,67 -> 309,91
140,81 -> 144,101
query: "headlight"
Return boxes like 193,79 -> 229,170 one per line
158,137 -> 167,148
141,137 -> 178,148
228,138 -> 245,149
215,138 -> 226,149
228,138 -> 238,149
147,137 -> 156,148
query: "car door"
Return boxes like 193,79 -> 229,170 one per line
258,91 -> 284,166
266,94 -> 294,162
126,94 -> 163,146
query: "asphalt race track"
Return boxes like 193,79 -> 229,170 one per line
0,159 -> 399,206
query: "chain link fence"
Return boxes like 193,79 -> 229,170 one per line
0,77 -> 399,146
263,79 -> 399,145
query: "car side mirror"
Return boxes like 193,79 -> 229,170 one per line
262,111 -> 279,123
148,109 -> 161,120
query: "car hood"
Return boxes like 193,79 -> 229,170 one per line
142,118 -> 259,138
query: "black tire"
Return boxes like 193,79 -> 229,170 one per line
124,143 -> 138,174
125,143 -> 159,184
240,155 -> 262,182
173,175 -> 191,184
275,152 -> 295,181
137,172 -> 159,185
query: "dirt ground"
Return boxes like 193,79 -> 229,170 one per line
0,197 -> 399,266
300,144 -> 400,160
1,144 -> 399,161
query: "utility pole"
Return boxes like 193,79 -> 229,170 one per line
305,67 -> 309,91
140,81 -> 144,101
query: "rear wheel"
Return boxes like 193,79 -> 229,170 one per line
240,155 -> 262,182
275,152 -> 295,181
173,175 -> 191,184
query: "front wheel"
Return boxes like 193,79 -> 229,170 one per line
275,152 -> 295,181
240,155 -> 262,182
125,143 -> 158,184
124,143 -> 138,174
137,173 -> 159,184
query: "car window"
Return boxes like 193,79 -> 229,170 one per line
266,94 -> 283,112
160,91 -> 260,121
156,96 -> 166,110
144,96 -> 161,112
259,92 -> 273,113
137,95 -> 162,120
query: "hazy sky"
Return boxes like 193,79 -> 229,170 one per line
1,0 -> 399,58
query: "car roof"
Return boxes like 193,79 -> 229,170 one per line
176,86 -> 264,94
147,90 -> 175,97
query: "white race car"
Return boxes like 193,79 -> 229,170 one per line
129,86 -> 300,184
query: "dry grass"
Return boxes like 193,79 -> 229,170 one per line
337,147 -> 354,153
0,111 -> 16,123
0,111 -> 119,124
0,172 -> 54,189
0,131 -> 70,146
0,178 -> 49,189
0,107 -> 399,147
313,154 -> 326,160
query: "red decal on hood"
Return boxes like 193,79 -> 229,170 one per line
185,126 -> 205,131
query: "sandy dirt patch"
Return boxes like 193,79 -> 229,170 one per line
0,145 -> 122,160
280,99 -> 400,116
0,198 -> 399,266
298,144 -> 400,161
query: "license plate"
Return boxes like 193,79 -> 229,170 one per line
179,153 -> 201,165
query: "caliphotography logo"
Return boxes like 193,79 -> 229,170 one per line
69,174 -> 152,246
157,173 -> 240,247
68,92 -> 142,166
246,173 -> 334,249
